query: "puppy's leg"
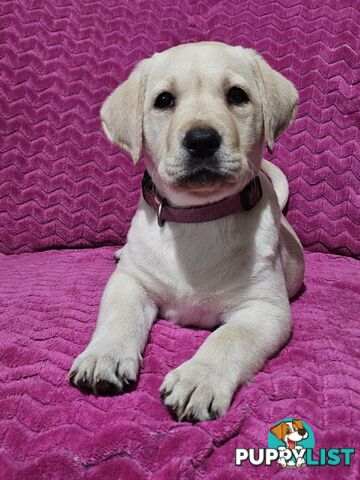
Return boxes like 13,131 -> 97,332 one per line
161,294 -> 290,421
279,216 -> 305,298
69,268 -> 156,395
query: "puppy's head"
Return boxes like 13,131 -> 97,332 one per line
101,42 -> 298,204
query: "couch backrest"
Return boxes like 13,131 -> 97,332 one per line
1,1 -> 358,256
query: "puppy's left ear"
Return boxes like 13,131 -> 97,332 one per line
100,59 -> 150,163
249,50 -> 298,152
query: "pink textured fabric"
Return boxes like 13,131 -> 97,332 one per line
0,247 -> 359,479
0,1 -> 359,256
1,1 -> 360,479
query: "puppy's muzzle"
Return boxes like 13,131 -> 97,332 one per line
177,127 -> 228,186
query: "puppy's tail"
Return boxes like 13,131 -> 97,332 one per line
261,159 -> 289,211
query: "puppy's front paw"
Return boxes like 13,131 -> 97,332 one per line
160,359 -> 233,422
69,345 -> 140,396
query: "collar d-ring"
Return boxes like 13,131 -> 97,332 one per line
150,183 -> 165,227
156,197 -> 165,227
151,181 -> 166,227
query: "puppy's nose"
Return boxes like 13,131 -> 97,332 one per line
298,428 -> 306,436
184,127 -> 221,158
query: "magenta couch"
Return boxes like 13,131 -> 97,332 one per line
0,1 -> 359,479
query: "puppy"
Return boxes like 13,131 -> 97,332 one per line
69,42 -> 304,422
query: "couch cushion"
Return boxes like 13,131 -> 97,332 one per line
0,1 -> 359,256
0,247 -> 359,479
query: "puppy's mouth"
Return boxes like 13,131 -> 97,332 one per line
173,167 -> 234,192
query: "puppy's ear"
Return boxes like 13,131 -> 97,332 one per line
250,51 -> 298,152
100,59 -> 150,163
270,422 -> 285,440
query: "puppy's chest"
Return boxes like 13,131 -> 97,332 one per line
132,240 -> 227,324
125,224 -> 249,327
124,203 -> 277,326
159,296 -> 221,328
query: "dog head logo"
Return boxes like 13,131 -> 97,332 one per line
268,418 -> 314,467
271,419 -> 308,449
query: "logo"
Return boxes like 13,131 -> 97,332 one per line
268,418 -> 314,467
235,418 -> 355,468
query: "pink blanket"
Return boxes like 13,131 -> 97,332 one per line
0,0 -> 359,478
1,248 -> 359,478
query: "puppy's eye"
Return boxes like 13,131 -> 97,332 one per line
154,91 -> 175,109
227,86 -> 249,105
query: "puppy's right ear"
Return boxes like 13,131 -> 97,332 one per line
100,59 -> 150,163
270,422 -> 285,440
248,50 -> 298,152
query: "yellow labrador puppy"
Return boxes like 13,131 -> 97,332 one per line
69,42 -> 304,422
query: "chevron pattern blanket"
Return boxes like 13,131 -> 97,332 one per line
0,1 -> 359,479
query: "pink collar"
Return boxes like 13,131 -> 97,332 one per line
142,171 -> 262,226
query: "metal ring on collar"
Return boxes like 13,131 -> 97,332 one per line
157,198 -> 165,227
